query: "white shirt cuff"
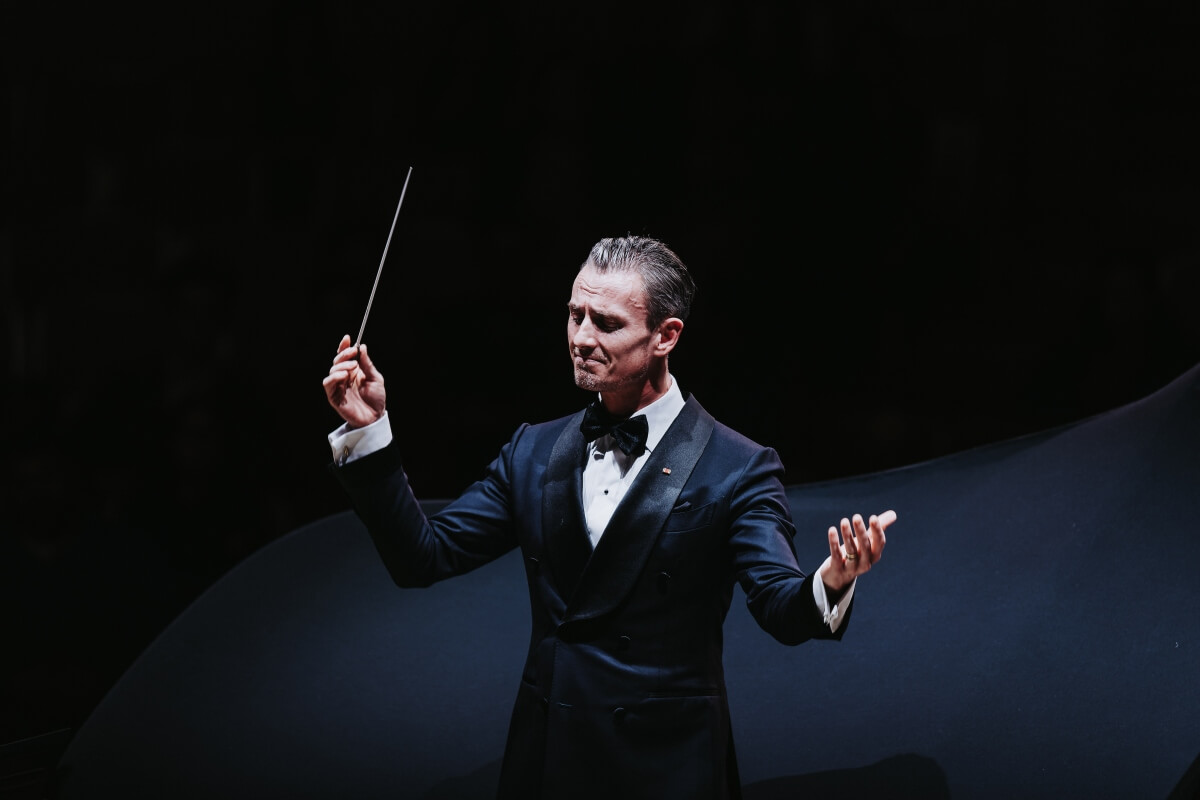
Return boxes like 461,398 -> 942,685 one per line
812,575 -> 856,634
328,411 -> 393,466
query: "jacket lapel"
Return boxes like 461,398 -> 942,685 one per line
564,396 -> 715,623
542,410 -> 591,608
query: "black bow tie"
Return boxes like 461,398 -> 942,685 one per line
580,402 -> 649,457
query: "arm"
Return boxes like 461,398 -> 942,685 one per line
727,447 -> 893,645
332,438 -> 519,587
323,335 -> 518,586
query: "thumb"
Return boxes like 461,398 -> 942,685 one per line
358,344 -> 381,378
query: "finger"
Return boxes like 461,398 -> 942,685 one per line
358,343 -> 382,380
327,356 -> 366,385
868,514 -> 888,558
333,345 -> 360,365
337,334 -> 353,353
852,514 -> 866,541
877,509 -> 897,529
840,517 -> 858,562
327,359 -> 358,379
862,515 -> 879,563
851,514 -> 868,564
323,369 -> 355,389
827,526 -> 841,561
323,373 -> 347,403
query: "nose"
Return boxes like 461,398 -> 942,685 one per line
571,317 -> 596,351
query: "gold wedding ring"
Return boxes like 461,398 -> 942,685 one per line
845,552 -> 859,561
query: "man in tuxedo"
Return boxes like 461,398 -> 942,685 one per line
323,235 -> 894,799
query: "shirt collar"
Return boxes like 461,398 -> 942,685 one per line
593,374 -> 685,456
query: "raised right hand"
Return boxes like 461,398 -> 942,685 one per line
323,334 -> 387,428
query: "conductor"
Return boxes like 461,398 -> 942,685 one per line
323,235 -> 894,799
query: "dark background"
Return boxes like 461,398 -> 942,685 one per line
4,1 -> 1199,750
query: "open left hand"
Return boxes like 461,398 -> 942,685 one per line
818,510 -> 895,592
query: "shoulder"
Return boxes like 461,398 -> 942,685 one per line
685,394 -> 773,458
522,408 -> 583,437
499,408 -> 584,455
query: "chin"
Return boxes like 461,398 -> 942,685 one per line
576,364 -> 618,392
573,370 -> 601,392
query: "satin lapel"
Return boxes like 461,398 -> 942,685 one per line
542,410 -> 591,606
565,396 -> 716,623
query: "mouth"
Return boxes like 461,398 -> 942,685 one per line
574,354 -> 605,369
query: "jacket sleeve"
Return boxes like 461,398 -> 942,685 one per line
727,446 -> 851,645
330,427 -> 526,588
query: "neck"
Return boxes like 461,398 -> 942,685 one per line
599,368 -> 672,418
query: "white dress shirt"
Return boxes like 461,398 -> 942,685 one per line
581,376 -> 686,547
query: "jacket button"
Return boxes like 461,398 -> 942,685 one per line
612,707 -> 626,725
657,571 -> 672,593
617,635 -> 631,652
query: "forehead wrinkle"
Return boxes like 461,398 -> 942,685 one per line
571,269 -> 647,320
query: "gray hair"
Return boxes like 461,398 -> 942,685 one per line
582,236 -> 697,330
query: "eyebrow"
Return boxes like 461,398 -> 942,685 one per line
568,302 -> 622,326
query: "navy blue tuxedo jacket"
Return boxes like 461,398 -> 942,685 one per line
333,394 -> 849,799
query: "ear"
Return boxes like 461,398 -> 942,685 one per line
654,318 -> 684,355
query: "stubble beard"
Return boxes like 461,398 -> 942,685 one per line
572,359 -> 650,395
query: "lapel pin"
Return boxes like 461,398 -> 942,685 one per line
662,468 -> 672,475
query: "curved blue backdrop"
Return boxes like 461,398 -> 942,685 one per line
55,364 -> 1200,798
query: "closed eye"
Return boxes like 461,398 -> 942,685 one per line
568,304 -> 621,332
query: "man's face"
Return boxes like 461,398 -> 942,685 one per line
567,264 -> 658,394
